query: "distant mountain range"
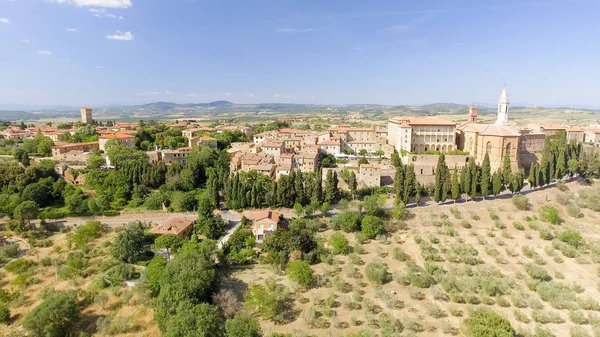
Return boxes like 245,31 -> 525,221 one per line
0,101 -> 598,122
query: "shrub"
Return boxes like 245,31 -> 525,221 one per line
365,260 -> 388,285
69,220 -> 104,249
0,243 -> 19,259
489,212 -> 500,221
102,210 -> 119,217
0,304 -> 10,324
513,309 -> 530,323
512,195 -> 531,211
567,203 -> 582,218
23,292 -> 80,337
461,308 -> 515,337
286,261 -> 314,287
425,302 -> 447,318
557,230 -> 585,248
226,312 -> 262,337
570,326 -> 591,337
460,220 -> 472,229
361,216 -> 384,239
4,258 -> 36,274
525,263 -> 550,281
333,211 -> 362,232
569,310 -> 587,324
532,310 -> 565,324
450,207 -> 462,219
535,326 -> 556,337
539,228 -> 554,241
513,222 -> 525,230
392,247 -> 410,261
539,206 -> 562,225
328,233 -> 350,255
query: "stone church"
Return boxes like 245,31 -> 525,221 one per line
457,87 -> 521,172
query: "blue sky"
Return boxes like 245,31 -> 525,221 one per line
1,0 -> 600,107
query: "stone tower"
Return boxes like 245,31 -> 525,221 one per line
80,107 -> 93,124
495,87 -> 510,126
468,106 -> 478,122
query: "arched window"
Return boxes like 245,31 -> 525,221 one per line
505,142 -> 511,157
486,142 -> 492,155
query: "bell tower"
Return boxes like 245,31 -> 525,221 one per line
495,87 -> 510,126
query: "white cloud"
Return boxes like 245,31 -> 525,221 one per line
245,93 -> 260,99
66,27 -> 79,32
89,8 -> 122,18
0,18 -> 10,24
21,39 -> 31,43
276,27 -> 319,34
38,50 -> 53,55
52,0 -> 132,8
106,30 -> 134,41
137,91 -> 159,96
95,65 -> 104,69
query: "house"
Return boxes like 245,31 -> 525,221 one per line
149,217 -> 194,238
359,164 -> 381,188
98,133 -> 135,152
189,135 -> 218,149
251,210 -> 280,242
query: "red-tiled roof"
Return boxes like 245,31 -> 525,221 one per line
149,217 -> 193,236
252,210 -> 279,222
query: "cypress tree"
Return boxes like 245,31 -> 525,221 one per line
403,164 -> 416,205
470,167 -> 478,200
480,153 -> 491,198
394,163 -> 405,201
451,166 -> 460,200
433,154 -> 449,203
492,170 -> 502,196
502,153 -> 512,185
528,164 -> 537,190
555,148 -> 566,180
414,183 -> 422,206
313,169 -> 323,203
460,165 -> 470,198
467,157 -> 478,201
294,170 -> 305,204
348,171 -> 357,199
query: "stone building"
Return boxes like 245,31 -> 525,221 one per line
359,164 -> 381,188
457,88 -> 521,172
387,116 -> 457,154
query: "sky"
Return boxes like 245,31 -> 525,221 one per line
1,0 -> 600,107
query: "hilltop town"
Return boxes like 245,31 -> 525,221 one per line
1,88 -> 600,337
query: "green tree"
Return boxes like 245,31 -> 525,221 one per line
145,255 -> 167,295
359,149 -> 368,156
451,166 -> 460,200
391,152 -> 402,167
69,220 -> 103,249
154,234 -> 184,260
333,210 -> 361,232
502,153 -> 512,185
111,221 -> 147,263
348,171 -> 357,199
164,302 -> 224,337
244,278 -> 290,323
363,194 -> 385,217
480,153 -> 491,198
361,215 -> 384,239
23,292 -> 80,337
402,164 -> 416,205
155,240 -> 218,331
433,154 -> 449,203
375,150 -> 385,158
324,170 -> 339,203
286,260 -> 314,287
528,163 -> 537,189
225,312 -> 262,337
492,170 -> 502,197
329,232 -> 350,255
13,200 -> 39,227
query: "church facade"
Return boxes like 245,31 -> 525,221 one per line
456,88 -> 521,172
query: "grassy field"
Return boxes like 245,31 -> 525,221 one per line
1,180 -> 600,336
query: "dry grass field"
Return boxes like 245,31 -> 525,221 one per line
2,180 -> 600,337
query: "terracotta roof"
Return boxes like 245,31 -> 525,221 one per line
99,132 -> 135,140
389,116 -> 456,126
277,163 -> 292,171
318,140 -> 340,146
360,164 -> 381,169
255,163 -> 275,171
252,210 -> 279,222
149,217 -> 193,236
262,141 -> 283,147
195,135 -> 217,141
54,141 -> 99,149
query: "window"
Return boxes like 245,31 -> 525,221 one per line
505,142 -> 512,157
486,142 -> 492,155
259,224 -> 263,229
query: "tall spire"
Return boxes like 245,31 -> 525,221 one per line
495,86 -> 510,125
